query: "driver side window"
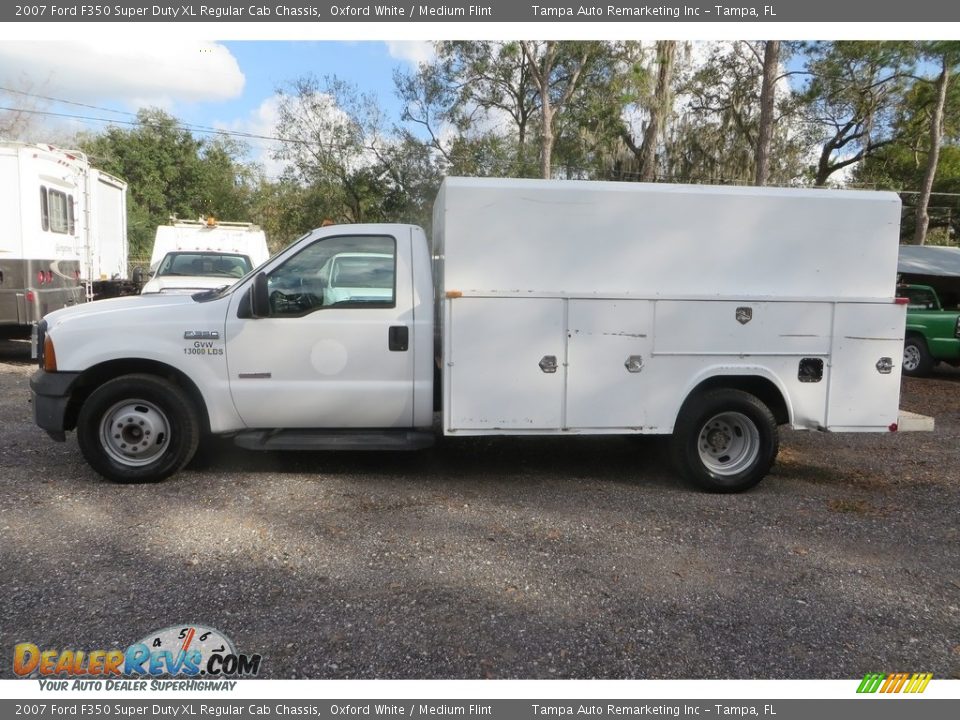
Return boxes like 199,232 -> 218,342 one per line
266,234 -> 396,317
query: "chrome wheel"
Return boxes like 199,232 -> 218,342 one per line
903,344 -> 921,372
697,411 -> 760,477
98,399 -> 170,467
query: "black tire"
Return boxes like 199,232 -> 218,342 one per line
670,388 -> 779,493
902,335 -> 934,377
77,374 -> 200,483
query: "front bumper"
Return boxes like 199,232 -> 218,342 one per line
30,370 -> 81,441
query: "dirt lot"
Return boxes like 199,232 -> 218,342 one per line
1,337 -> 958,679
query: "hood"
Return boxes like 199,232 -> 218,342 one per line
43,292 -> 202,329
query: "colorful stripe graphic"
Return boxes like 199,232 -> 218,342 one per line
857,672 -> 932,694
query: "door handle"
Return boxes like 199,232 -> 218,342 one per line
388,325 -> 409,352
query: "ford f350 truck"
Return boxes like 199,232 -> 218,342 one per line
30,178 -> 930,492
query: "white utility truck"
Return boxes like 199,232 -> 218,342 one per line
30,178 -> 926,491
141,219 -> 269,294
0,143 -> 129,335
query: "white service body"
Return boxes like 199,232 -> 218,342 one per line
434,178 -> 905,434
33,178 -> 915,487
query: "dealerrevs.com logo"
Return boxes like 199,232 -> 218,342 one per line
14,625 -> 262,685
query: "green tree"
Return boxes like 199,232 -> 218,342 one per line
799,41 -> 912,186
78,108 -> 254,257
671,41 -> 806,185
911,41 -> 960,245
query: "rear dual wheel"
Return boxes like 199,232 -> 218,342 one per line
670,389 -> 779,493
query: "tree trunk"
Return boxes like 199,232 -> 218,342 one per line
540,87 -> 554,179
913,61 -> 950,246
639,41 -> 677,183
754,41 -> 780,187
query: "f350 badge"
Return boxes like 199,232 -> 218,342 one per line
184,331 -> 220,340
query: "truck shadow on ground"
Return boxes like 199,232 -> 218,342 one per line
191,434 -> 678,491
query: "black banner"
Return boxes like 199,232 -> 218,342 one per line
5,0 -> 960,23
1,699 -> 959,719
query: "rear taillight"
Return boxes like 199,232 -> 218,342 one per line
37,271 -> 45,285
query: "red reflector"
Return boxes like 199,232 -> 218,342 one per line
895,297 -> 909,305
37,271 -> 45,285
46,271 -> 53,283
888,423 -> 898,432
25,290 -> 35,302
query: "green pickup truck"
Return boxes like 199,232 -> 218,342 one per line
897,283 -> 960,377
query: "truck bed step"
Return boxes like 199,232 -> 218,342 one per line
897,410 -> 935,432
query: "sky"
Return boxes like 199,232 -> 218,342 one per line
0,39 -> 435,172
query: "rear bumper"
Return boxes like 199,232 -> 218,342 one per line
30,370 -> 81,441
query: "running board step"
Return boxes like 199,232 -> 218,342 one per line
233,429 -> 435,451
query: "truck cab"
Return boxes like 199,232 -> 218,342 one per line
31,223 -> 435,482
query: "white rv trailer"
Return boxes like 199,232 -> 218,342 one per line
0,143 -> 129,335
31,178 -> 928,491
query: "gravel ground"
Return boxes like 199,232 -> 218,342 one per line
1,337 -> 958,679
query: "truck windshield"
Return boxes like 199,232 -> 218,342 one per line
156,252 -> 253,278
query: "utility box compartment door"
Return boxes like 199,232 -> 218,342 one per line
827,303 -> 905,429
566,300 -> 655,429
447,298 -> 564,431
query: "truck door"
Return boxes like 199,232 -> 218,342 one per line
224,231 -> 415,429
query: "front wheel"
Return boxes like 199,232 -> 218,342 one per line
670,389 -> 779,493
902,335 -> 934,377
77,374 -> 200,483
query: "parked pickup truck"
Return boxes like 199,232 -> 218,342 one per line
30,178 -> 931,492
896,283 -> 960,377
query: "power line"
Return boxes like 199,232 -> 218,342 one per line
0,104 -> 306,146
0,84 -> 136,118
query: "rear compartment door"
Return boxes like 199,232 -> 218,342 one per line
827,303 -> 905,430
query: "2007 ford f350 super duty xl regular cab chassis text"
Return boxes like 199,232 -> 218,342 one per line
30,178 -> 931,492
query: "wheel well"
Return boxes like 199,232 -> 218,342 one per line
684,375 -> 790,426
64,359 -> 211,433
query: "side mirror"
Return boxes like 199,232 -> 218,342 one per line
131,266 -> 143,286
250,272 -> 270,318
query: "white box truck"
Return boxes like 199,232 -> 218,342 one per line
0,142 -> 131,338
30,178 -> 928,491
140,219 -> 269,294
